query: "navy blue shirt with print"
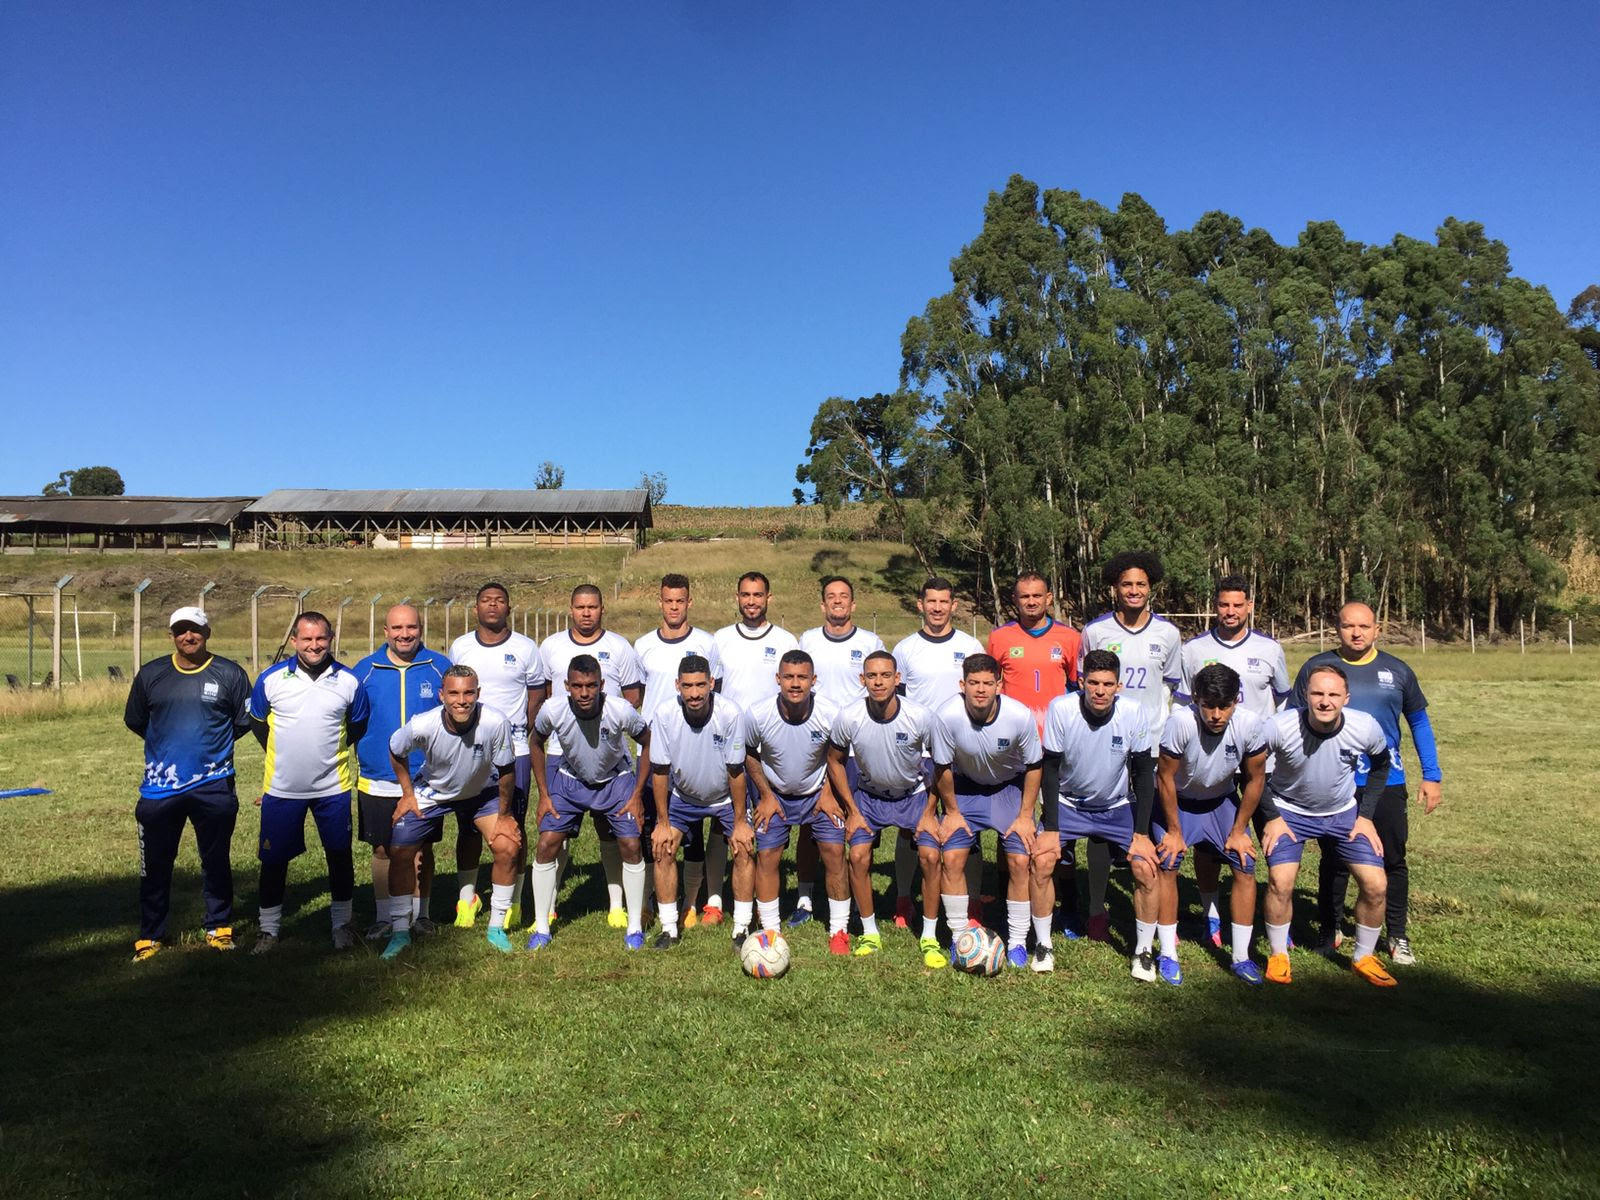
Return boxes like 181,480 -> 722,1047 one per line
124,653 -> 253,799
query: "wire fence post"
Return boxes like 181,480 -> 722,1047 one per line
369,594 -> 383,653
52,574 -> 72,693
422,597 -> 435,645
133,579 -> 151,674
1420,619 -> 1426,653
250,585 -> 269,676
1520,619 -> 1526,654
1569,619 -> 1575,654
1470,617 -> 1476,653
199,580 -> 216,613
335,596 -> 354,656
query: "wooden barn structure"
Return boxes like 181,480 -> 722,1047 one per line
0,496 -> 254,553
238,489 -> 653,549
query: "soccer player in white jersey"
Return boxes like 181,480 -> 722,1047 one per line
744,650 -> 850,951
1176,575 -> 1290,946
647,655 -> 753,949
892,576 -> 983,928
1036,650 -> 1163,982
526,655 -> 651,950
1258,663 -> 1397,988
714,572 -> 800,712
447,581 -> 547,929
380,666 -> 521,960
797,576 -> 883,928
540,584 -> 646,928
827,651 -> 948,968
929,654 -> 1048,971
1154,663 -> 1269,986
1077,551 -> 1182,943
247,612 -> 369,954
634,573 -> 726,930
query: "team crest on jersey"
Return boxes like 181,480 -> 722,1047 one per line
810,730 -> 825,743
202,681 -> 219,701
1378,670 -> 1395,686
1007,647 -> 1024,658
1111,735 -> 1124,748
997,737 -> 1011,748
895,732 -> 909,743
763,647 -> 777,659
598,651 -> 611,661
1339,749 -> 1362,768
503,653 -> 516,665
953,652 -> 966,664
1148,644 -> 1164,658
1224,744 -> 1238,759
1049,646 -> 1063,661
1247,657 -> 1262,670
600,729 -> 614,743
420,682 -> 434,698
850,650 -> 863,662
712,734 -> 726,747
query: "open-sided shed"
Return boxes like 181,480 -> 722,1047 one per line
0,496 -> 254,553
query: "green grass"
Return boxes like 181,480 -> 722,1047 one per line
2,575 -> 1598,1195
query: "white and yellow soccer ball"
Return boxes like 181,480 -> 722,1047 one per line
950,925 -> 1005,976
740,929 -> 791,979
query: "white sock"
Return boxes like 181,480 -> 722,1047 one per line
1200,890 -> 1220,922
827,897 -> 850,936
1032,914 -> 1052,947
1352,922 -> 1382,961
457,872 -> 477,905
659,900 -> 680,937
733,899 -> 754,933
1088,841 -> 1111,915
1266,921 -> 1291,956
389,893 -> 413,933
1157,922 -> 1178,959
758,899 -> 780,931
489,883 -> 514,929
1134,919 -> 1156,954
920,916 -> 937,941
599,838 -> 624,909
860,913 -> 879,938
1006,899 -> 1029,950
707,891 -> 725,912
621,859 -> 646,934
942,893 -> 969,929
330,900 -> 352,931
531,859 -> 559,934
894,831 -> 917,895
795,883 -> 813,911
411,895 -> 422,920
259,904 -> 282,937
1231,922 -> 1253,964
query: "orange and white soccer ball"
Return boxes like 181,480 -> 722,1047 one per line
740,929 -> 792,978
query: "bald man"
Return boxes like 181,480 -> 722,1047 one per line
1293,602 -> 1443,965
352,605 -> 454,938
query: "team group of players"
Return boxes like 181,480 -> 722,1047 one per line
124,552 -> 1442,988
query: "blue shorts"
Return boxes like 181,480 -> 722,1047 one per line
392,789 -> 501,848
540,770 -> 641,839
668,794 -> 737,841
1265,806 -> 1385,869
258,791 -> 352,864
850,788 -> 938,849
754,788 -> 846,852
1151,793 -> 1254,872
942,777 -> 1027,855
1055,800 -> 1151,864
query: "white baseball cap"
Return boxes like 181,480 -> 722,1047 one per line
168,606 -> 210,630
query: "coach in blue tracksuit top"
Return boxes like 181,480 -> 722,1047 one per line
122,606 -> 252,958
1294,602 -> 1442,962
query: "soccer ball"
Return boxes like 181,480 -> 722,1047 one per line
740,929 -> 791,979
950,926 -> 1005,976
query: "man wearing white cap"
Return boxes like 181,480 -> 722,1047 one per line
122,607 -> 253,960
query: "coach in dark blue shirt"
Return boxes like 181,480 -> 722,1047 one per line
123,606 -> 252,960
1293,602 -> 1442,966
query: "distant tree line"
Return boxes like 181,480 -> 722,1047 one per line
797,175 -> 1600,633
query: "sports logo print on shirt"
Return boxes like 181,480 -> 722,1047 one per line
997,738 -> 1011,748
1111,735 -> 1124,749
1050,646 -> 1063,660
203,681 -> 220,701
420,682 -> 434,698
503,653 -> 516,665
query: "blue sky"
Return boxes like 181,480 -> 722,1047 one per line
4,2 -> 1595,505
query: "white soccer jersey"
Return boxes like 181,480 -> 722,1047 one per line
1159,706 -> 1268,801
744,694 -> 840,796
933,692 -> 1043,787
389,705 -> 515,807
1079,613 -> 1182,752
1043,694 -> 1151,809
533,694 -> 647,785
1179,629 -> 1291,720
799,625 -> 885,707
830,696 -> 937,799
650,697 -> 746,806
893,628 -> 985,712
447,631 -> 547,755
713,623 -> 799,713
250,659 -> 367,799
1262,709 -> 1388,817
634,626 -> 724,723
539,629 -> 645,756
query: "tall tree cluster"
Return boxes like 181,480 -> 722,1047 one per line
797,176 -> 1600,632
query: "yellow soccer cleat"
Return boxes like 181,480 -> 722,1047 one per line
606,907 -> 628,929
204,927 -> 236,952
1352,954 -> 1398,988
1265,952 -> 1292,985
504,902 -> 522,931
919,937 -> 949,970
132,939 -> 161,963
852,933 -> 883,957
682,907 -> 700,929
454,895 -> 482,929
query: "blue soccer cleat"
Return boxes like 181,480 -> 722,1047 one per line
624,930 -> 645,951
525,930 -> 552,952
1006,944 -> 1028,970
1231,960 -> 1264,985
380,929 -> 412,962
1157,955 -> 1183,986
486,927 -> 513,953
786,906 -> 813,929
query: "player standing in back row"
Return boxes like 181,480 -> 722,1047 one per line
1078,552 -> 1181,943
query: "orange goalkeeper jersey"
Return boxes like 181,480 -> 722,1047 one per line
986,618 -> 1081,728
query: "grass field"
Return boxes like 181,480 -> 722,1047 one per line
2,638 -> 1597,1198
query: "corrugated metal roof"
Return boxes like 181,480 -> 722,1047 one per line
244,489 -> 651,520
0,496 -> 255,527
